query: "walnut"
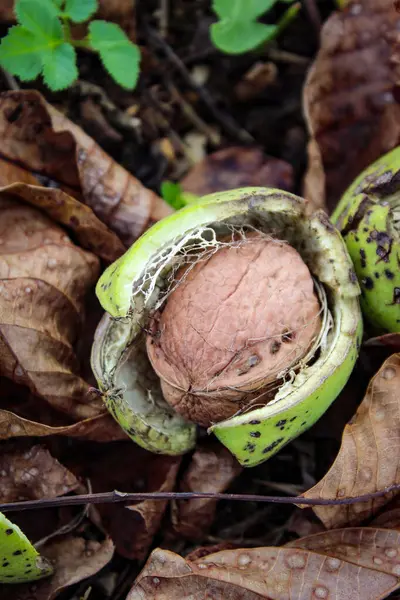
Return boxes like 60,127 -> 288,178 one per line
146,234 -> 321,427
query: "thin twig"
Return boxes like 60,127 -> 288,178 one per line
166,80 -> 220,146
146,27 -> 253,144
159,0 -> 169,38
1,485 -> 399,514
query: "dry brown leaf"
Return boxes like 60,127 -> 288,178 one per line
181,147 -> 293,196
0,408 -> 126,441
0,443 -> 78,503
371,495 -> 400,530
0,157 -> 124,263
128,543 -> 400,600
302,354 -> 400,528
0,376 -> 126,441
67,442 -> 181,560
171,441 -> 242,541
365,333 -> 400,351
2,536 -> 114,600
0,90 -> 171,246
303,0 -> 400,211
0,0 -> 13,22
288,527 -> 400,575
1,183 -> 125,263
0,197 -> 102,421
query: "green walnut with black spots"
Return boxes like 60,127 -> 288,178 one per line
333,146 -> 400,333
92,187 -> 362,467
0,512 -> 53,583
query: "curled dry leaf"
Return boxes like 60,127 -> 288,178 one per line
0,409 -> 126,441
0,157 -> 124,263
171,441 -> 242,541
67,442 -> 181,560
128,540 -> 400,600
0,91 -> 171,246
302,354 -> 400,528
2,536 -> 115,600
1,183 -> 125,263
0,377 -> 126,441
0,197 -> 102,422
303,0 -> 400,211
0,443 -> 78,503
181,146 -> 293,196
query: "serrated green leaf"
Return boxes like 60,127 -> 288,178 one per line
15,0 -> 63,42
88,20 -> 140,90
212,0 -> 278,21
211,20 -> 276,54
0,512 -> 53,583
41,42 -> 78,90
63,0 -> 98,23
0,26 -> 42,80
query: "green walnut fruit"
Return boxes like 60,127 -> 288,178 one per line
333,146 -> 400,333
0,512 -> 53,583
92,188 -> 362,466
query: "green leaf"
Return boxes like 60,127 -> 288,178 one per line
63,0 -> 98,23
212,0 -> 278,21
42,42 -> 78,90
15,0 -> 63,41
88,20 -> 140,90
0,26 -> 42,80
211,20 -> 276,54
161,181 -> 199,210
161,181 -> 187,210
0,512 -> 53,583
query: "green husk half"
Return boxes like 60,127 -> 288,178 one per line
92,187 -> 362,465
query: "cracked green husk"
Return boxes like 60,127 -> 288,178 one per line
92,187 -> 362,466
333,146 -> 400,333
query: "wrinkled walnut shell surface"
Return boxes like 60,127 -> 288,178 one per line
146,235 -> 321,426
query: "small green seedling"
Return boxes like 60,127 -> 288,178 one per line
0,0 -> 140,91
160,181 -> 199,211
210,0 -> 300,54
0,512 -> 53,583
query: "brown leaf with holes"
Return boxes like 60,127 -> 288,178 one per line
303,0 -> 400,211
0,90 -> 171,246
302,354 -> 400,528
0,197 -> 102,421
2,536 -> 115,600
67,441 -> 181,560
170,440 -> 242,541
0,443 -> 78,503
181,146 -> 293,196
127,540 -> 400,600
